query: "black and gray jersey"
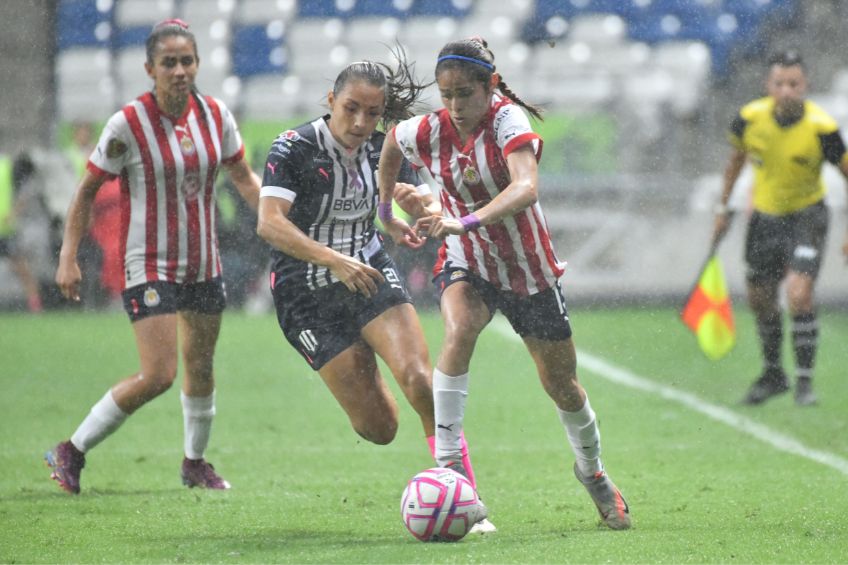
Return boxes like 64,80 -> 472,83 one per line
260,115 -> 416,289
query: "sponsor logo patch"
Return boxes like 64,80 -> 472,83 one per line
106,138 -> 128,158
462,166 -> 480,185
180,135 -> 196,156
143,288 -> 161,307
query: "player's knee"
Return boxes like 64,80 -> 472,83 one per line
355,416 -> 399,445
442,319 -> 482,355
396,362 -> 430,397
144,367 -> 178,396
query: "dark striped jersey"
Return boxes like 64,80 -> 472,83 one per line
260,115 -> 415,289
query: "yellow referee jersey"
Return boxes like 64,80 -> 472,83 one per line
729,96 -> 848,215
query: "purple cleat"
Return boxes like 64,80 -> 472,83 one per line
45,440 -> 85,494
180,457 -> 231,490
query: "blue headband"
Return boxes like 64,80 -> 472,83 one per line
437,54 -> 494,71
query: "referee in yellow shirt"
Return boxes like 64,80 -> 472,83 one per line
713,50 -> 848,406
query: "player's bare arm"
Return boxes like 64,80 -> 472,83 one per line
257,196 -> 384,297
224,157 -> 261,211
55,170 -> 106,301
838,159 -> 848,262
713,147 -> 747,244
417,145 -> 538,239
377,133 -> 424,249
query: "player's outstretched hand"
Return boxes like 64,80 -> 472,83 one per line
393,183 -> 427,219
383,217 -> 426,249
329,253 -> 385,297
414,215 -> 465,239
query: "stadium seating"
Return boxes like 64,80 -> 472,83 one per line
231,22 -> 288,78
56,0 -> 112,49
54,0 -> 799,122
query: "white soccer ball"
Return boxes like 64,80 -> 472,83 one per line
400,467 -> 486,542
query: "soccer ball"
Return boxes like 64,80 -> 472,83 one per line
400,467 -> 486,542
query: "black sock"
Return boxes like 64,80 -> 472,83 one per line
757,312 -> 783,371
792,312 -> 818,380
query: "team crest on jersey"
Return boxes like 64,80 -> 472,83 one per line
180,135 -> 196,156
462,166 -> 481,186
143,288 -> 161,307
282,130 -> 301,141
106,138 -> 128,159
181,173 -> 201,200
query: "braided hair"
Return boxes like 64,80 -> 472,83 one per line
435,37 -> 543,121
332,44 -> 430,131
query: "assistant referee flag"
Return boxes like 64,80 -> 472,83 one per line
680,255 -> 735,360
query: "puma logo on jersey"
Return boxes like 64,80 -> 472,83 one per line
266,162 -> 277,174
318,167 -> 330,181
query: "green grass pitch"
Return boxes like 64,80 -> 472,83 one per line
1,306 -> 847,563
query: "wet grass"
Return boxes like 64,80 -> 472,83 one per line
1,307 -> 846,563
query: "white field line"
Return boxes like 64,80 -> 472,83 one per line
489,319 -> 848,476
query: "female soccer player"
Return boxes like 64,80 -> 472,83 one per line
256,56 -> 494,533
46,19 -> 261,493
378,37 -> 631,530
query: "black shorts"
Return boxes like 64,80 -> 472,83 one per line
745,200 -> 829,283
122,278 -> 227,322
433,264 -> 572,341
272,249 -> 412,370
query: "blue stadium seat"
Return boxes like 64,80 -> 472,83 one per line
352,0 -> 414,18
298,0 -> 348,18
534,0 -> 639,20
231,24 -> 288,78
56,0 -> 112,49
410,0 -> 472,18
724,0 -> 799,29
113,25 -> 150,49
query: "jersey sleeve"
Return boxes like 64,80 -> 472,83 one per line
820,130 -> 848,165
218,99 -> 245,164
494,104 -> 542,161
728,112 -> 747,150
398,157 -> 419,186
260,131 -> 304,202
391,116 -> 427,168
88,112 -> 131,178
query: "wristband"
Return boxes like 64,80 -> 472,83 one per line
459,213 -> 481,232
377,202 -> 394,222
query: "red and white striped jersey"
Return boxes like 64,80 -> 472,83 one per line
392,94 -> 565,296
88,92 -> 245,290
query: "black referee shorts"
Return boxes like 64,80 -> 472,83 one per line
745,200 -> 829,283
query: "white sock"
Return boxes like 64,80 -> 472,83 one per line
433,369 -> 468,467
557,398 -> 603,477
181,390 -> 216,460
70,389 -> 129,453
